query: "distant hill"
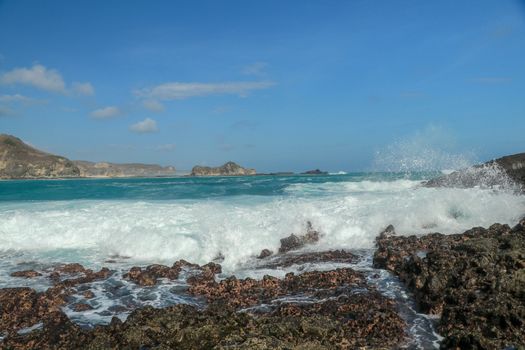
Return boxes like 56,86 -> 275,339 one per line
74,160 -> 176,178
0,134 -> 176,179
191,161 -> 256,176
0,134 -> 80,179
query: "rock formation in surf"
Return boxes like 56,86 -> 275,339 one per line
425,152 -> 525,191
190,161 -> 256,176
301,169 -> 328,175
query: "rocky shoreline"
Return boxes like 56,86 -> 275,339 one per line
0,218 -> 524,349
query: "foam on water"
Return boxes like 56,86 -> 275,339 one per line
1,174 -> 523,347
0,178 -> 523,275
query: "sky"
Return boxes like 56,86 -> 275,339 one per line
0,0 -> 524,172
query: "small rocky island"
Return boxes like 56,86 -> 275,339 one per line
0,134 -> 176,179
191,161 -> 256,176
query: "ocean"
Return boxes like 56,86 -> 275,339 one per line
1,172 -> 524,346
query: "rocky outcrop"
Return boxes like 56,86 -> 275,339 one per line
425,152 -> 525,191
373,219 -> 525,349
0,134 -> 176,179
301,169 -> 328,175
74,160 -> 176,178
191,162 -> 257,176
190,161 -> 256,176
0,134 -> 80,179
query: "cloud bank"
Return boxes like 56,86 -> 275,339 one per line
135,81 -> 275,101
90,106 -> 121,119
130,118 -> 158,133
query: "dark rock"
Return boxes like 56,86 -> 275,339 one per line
301,169 -> 328,175
10,270 -> 42,278
278,221 -> 320,253
424,152 -> 525,191
257,249 -> 273,259
373,219 -> 525,349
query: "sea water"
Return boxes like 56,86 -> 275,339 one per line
0,173 -> 524,346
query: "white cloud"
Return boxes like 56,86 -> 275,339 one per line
135,81 -> 275,101
90,106 -> 121,119
242,62 -> 268,76
0,64 -> 66,92
143,99 -> 165,112
72,82 -> 95,96
130,118 -> 158,133
0,94 -> 45,104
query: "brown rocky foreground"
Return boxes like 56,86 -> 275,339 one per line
374,218 -> 525,349
0,253 -> 406,349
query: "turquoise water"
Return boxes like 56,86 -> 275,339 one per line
0,172 -> 432,201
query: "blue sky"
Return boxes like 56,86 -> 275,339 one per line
0,0 -> 524,172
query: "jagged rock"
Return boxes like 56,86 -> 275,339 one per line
0,134 -> 80,179
425,152 -> 525,191
278,221 -> 320,253
257,249 -> 273,259
373,219 -> 525,349
191,161 -> 256,176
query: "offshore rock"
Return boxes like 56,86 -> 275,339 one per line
190,161 -> 256,176
301,169 -> 329,175
373,221 -> 525,349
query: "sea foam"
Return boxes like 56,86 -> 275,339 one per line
0,179 -> 523,275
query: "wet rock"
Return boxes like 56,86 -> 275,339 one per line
72,303 -> 93,312
257,248 -> 273,259
259,250 -> 356,269
57,267 -> 112,288
53,263 -> 87,274
0,287 -> 68,336
4,281 -> 405,349
82,290 -> 95,299
188,268 -> 367,309
124,260 -> 220,286
278,221 -> 320,253
10,270 -> 42,278
373,219 -> 525,349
